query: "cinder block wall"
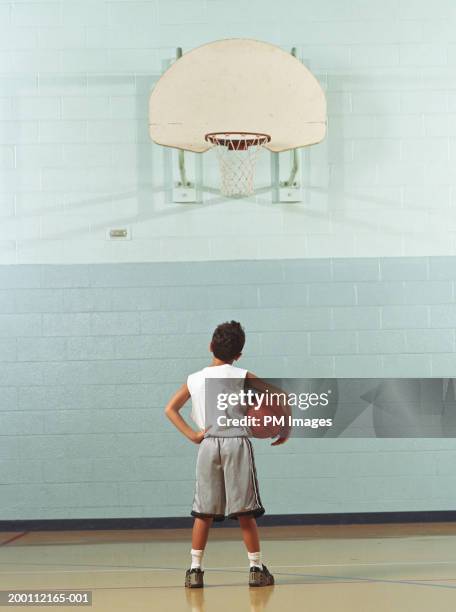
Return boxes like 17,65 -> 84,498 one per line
0,0 -> 455,262
1,257 -> 456,520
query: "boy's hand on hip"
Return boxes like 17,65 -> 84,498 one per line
191,428 -> 210,444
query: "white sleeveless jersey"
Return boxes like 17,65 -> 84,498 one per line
187,363 -> 248,430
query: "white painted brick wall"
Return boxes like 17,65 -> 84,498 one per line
0,0 -> 455,263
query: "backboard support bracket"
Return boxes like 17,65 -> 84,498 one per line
169,48 -> 202,203
271,150 -> 302,203
280,145 -> 302,202
271,49 -> 301,203
173,147 -> 201,203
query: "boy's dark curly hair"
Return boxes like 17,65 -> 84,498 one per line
211,321 -> 245,362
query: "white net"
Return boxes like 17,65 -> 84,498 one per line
206,132 -> 270,197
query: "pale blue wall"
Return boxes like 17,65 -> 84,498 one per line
1,257 -> 456,519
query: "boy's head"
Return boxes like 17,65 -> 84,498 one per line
210,321 -> 245,362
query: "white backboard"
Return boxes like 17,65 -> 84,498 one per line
149,38 -> 327,153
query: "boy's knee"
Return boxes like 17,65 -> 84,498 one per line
194,516 -> 213,525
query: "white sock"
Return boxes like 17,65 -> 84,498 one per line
190,548 -> 204,570
248,551 -> 263,569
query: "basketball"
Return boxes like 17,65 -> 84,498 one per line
246,397 -> 285,439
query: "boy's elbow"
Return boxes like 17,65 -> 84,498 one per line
164,404 -> 173,418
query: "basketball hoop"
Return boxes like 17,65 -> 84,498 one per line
205,132 -> 271,197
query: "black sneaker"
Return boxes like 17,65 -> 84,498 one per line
185,567 -> 204,588
249,564 -> 274,587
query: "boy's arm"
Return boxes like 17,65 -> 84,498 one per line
164,383 -> 206,444
245,371 -> 291,446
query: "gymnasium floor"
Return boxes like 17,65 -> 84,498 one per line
1,523 -> 456,611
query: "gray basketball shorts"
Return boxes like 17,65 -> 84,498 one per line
191,436 -> 265,522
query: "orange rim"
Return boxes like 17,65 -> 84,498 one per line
205,132 -> 271,151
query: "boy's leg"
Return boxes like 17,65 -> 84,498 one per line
186,517 -> 212,589
239,515 -> 260,553
187,438 -> 225,588
239,515 -> 263,568
239,515 -> 274,587
192,516 -> 213,552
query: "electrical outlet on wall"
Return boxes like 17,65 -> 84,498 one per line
106,227 -> 131,240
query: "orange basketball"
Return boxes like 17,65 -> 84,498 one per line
246,397 -> 284,439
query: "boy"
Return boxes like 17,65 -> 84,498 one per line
165,320 -> 289,589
